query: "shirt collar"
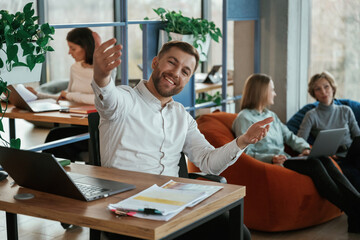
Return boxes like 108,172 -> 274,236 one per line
135,80 -> 175,111
249,108 -> 269,116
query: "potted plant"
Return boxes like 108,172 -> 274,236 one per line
147,8 -> 222,61
0,2 -> 55,148
195,91 -> 222,116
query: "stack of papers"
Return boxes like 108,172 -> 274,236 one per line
161,180 -> 223,207
108,180 -> 223,221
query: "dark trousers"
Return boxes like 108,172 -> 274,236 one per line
337,156 -> 360,193
284,157 -> 360,232
43,126 -> 88,162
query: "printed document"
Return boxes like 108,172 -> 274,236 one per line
109,181 -> 223,221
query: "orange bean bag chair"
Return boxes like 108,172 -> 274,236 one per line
188,111 -> 342,232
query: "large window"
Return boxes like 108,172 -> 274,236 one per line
310,0 -> 360,102
127,0 -> 201,79
1,1 -> 228,85
46,0 -> 114,82
0,1 -> 36,13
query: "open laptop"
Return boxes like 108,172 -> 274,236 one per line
0,146 -> 135,201
8,84 -> 68,112
195,65 -> 222,83
336,136 -> 360,159
288,128 -> 347,160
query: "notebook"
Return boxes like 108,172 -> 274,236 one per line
0,146 -> 135,201
287,128 -> 347,160
336,136 -> 360,159
8,84 -> 68,112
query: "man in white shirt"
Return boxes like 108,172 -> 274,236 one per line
91,32 -> 272,240
91,32 -> 273,177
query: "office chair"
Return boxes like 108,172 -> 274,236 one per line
87,112 -> 226,181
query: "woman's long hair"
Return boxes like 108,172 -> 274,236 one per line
66,27 -> 94,65
240,73 -> 271,110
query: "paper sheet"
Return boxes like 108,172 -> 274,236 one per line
15,84 -> 37,102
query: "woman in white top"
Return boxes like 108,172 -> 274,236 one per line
42,28 -> 95,162
56,28 -> 95,104
31,27 -> 95,105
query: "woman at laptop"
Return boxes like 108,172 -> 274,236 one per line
28,27 -> 95,105
31,28 -> 97,162
232,73 -> 360,233
298,72 -> 360,191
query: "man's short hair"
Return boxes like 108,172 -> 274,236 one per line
158,41 -> 199,73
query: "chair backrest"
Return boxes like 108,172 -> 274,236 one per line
86,111 -> 189,177
87,112 -> 101,166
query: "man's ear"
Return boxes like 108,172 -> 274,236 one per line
151,56 -> 158,69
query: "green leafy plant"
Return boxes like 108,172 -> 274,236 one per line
145,8 -> 222,57
0,2 -> 55,148
195,91 -> 222,106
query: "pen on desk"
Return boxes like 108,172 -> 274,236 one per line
59,108 -> 70,113
111,209 -> 130,216
139,208 -> 163,215
112,208 -> 163,216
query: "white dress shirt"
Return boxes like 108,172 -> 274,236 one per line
91,79 -> 244,177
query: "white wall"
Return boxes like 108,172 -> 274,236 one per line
259,0 -> 310,122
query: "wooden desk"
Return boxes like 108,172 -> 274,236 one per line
1,102 -> 88,139
0,164 -> 246,240
195,80 -> 233,94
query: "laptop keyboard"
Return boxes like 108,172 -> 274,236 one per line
75,182 -> 109,197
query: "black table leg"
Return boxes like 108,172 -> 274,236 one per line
90,228 -> 101,240
9,118 -> 15,140
6,212 -> 18,240
229,198 -> 244,240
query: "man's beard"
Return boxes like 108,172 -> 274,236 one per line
152,66 -> 183,98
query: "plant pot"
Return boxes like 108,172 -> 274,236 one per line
0,43 -> 42,85
158,30 -> 211,62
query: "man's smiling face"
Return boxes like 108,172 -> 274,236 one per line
151,46 -> 196,98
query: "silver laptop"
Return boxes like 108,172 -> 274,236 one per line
0,146 -> 135,201
8,85 -> 68,112
288,128 -> 347,160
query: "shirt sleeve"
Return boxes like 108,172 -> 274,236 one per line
91,78 -> 134,121
297,111 -> 313,141
232,112 -> 253,138
347,108 -> 360,138
183,116 -> 243,175
281,117 -> 310,152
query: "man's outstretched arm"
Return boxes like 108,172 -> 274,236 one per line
92,32 -> 122,87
